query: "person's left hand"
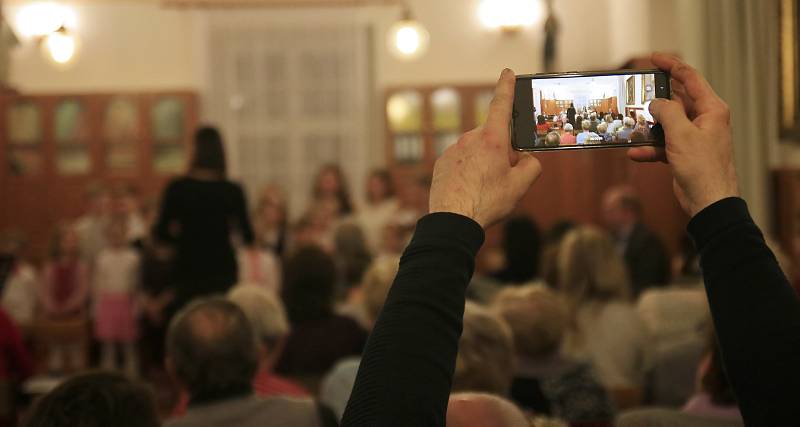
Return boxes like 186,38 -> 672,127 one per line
429,69 -> 542,228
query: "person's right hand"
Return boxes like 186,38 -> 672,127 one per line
429,69 -> 542,228
628,53 -> 740,217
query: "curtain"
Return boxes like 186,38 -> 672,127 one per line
701,0 -> 779,229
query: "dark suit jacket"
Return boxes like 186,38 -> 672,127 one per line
567,107 -> 576,124
623,223 -> 669,297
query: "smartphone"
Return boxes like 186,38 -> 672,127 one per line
511,69 -> 670,151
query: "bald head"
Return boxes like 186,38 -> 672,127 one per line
447,393 -> 529,427
167,298 -> 259,400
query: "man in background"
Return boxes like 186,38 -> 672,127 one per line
165,298 -> 334,427
602,186 -> 669,297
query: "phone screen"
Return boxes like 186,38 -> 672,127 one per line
512,70 -> 669,151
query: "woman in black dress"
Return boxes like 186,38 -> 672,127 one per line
154,126 -> 254,312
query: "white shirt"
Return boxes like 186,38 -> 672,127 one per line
93,247 -> 140,295
637,282 -> 709,352
1,263 -> 37,326
563,300 -> 650,389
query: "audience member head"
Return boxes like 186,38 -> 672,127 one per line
558,226 -> 631,306
228,285 -> 290,370
498,216 -> 542,284
569,102 -> 574,108
575,115 -> 583,124
50,224 -> 80,260
24,371 -> 159,427
537,115 -> 546,125
616,113 -> 624,121
313,164 -> 353,215
366,169 -> 395,204
447,393 -> 529,427
256,184 -> 287,231
602,185 -> 642,230
605,114 -> 613,123
166,298 -> 258,401
636,114 -> 647,126
191,126 -> 227,178
629,131 -> 646,142
597,122 -> 608,135
545,131 -> 560,147
360,255 -> 400,328
452,302 -> 515,395
563,123 -> 573,133
492,285 -> 568,361
283,246 -> 337,323
590,113 -> 597,120
623,117 -> 636,129
581,119 -> 591,132
334,223 -> 373,290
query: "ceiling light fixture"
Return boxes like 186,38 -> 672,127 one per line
387,6 -> 429,61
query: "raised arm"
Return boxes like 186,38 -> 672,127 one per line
630,53 -> 800,425
341,69 -> 541,426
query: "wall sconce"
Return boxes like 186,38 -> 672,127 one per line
16,2 -> 80,66
387,6 -> 429,61
478,0 -> 542,34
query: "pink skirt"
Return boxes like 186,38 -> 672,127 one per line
94,293 -> 138,342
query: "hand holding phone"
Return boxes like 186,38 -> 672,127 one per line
512,70 -> 670,151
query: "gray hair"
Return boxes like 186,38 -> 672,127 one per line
581,119 -> 592,131
545,131 -> 561,147
492,285 -> 568,359
453,302 -> 515,395
563,123 -> 573,132
623,117 -> 636,128
597,122 -> 608,134
228,285 -> 290,342
167,297 -> 259,400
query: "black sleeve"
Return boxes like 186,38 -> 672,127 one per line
341,213 -> 485,427
688,197 -> 800,426
154,180 -> 179,244
234,184 -> 255,245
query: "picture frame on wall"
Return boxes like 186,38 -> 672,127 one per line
781,0 -> 800,139
642,73 -> 655,103
626,76 -> 635,105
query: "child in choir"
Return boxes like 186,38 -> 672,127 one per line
38,225 -> 90,374
237,247 -> 282,294
92,219 -> 141,376
0,230 -> 37,333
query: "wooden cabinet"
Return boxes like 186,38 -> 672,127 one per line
0,92 -> 197,260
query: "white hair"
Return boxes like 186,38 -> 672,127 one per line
581,119 -> 592,131
623,117 -> 636,128
597,122 -> 608,134
227,285 -> 289,340
564,123 -> 573,132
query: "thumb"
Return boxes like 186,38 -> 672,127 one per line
649,99 -> 693,136
509,153 -> 542,192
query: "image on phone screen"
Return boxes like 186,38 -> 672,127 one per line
512,70 -> 669,151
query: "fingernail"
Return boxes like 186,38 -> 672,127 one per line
501,68 -> 512,78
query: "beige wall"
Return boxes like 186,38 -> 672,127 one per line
5,0 -> 684,93
5,1 -> 201,92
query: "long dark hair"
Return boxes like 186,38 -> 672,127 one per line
190,126 -> 227,178
282,246 -> 337,323
313,164 -> 353,215
494,216 -> 542,284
